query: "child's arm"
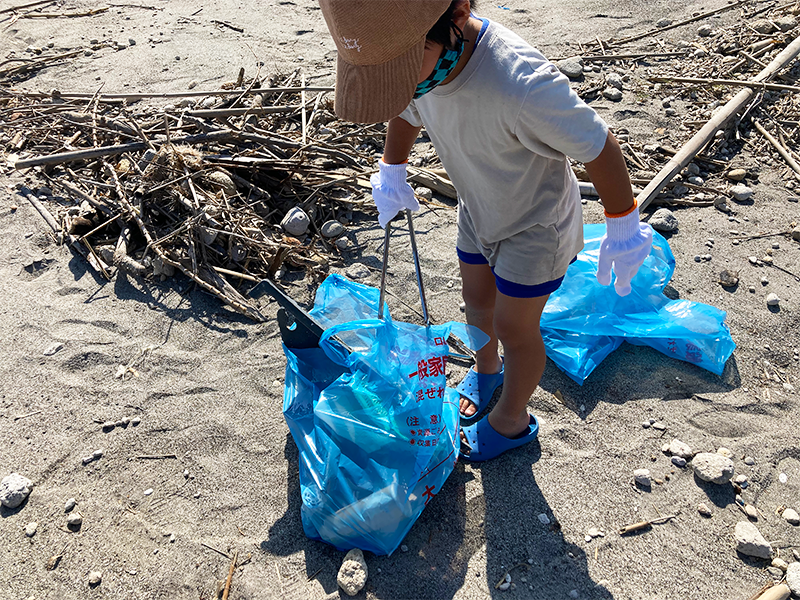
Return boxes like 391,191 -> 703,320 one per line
384,116 -> 423,164
370,116 -> 424,228
583,131 -> 634,214
585,131 -> 653,297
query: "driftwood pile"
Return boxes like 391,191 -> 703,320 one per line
2,74 -> 410,320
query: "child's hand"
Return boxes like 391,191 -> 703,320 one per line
597,204 -> 653,296
370,159 -> 420,228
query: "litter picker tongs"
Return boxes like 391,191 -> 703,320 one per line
248,210 -> 429,350
378,210 -> 430,325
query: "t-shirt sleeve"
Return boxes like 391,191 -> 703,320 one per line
398,100 -> 423,128
513,63 -> 608,163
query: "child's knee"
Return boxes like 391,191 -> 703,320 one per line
493,310 -> 542,347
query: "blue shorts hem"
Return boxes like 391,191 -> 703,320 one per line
492,272 -> 565,298
456,248 -> 488,265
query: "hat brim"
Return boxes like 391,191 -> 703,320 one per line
333,39 -> 425,124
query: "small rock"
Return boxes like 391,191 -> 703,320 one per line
65,498 -> 76,512
734,474 -> 748,485
718,270 -> 739,288
606,72 -> 624,90
44,343 -> 64,356
734,521 -> 772,558
335,237 -> 350,251
744,456 -> 755,466
787,562 -> 800,595
775,15 -> 798,31
81,456 -> 94,465
587,527 -> 603,538
698,503 -> 712,517
649,208 -> 679,233
538,513 -> 551,525
569,590 -> 579,599
752,19 -> 777,34
320,220 -> 344,238
727,169 -> 747,181
415,186 -> 433,200
656,18 -> 673,27
280,207 -> 310,236
783,508 -> 800,526
749,256 -> 759,265
634,468 -> 652,487
744,504 -> 758,520
773,557 -> 789,571
766,293 -> 780,307
92,449 -> 103,460
651,422 -> 666,431
337,549 -> 368,596
345,263 -> 371,280
669,439 -> 693,459
717,447 -> 734,459
143,488 -> 154,496
698,25 -> 713,36
693,452 -> 734,484
642,421 -> 651,429
88,571 -> 102,586
687,176 -> 704,186
556,57 -> 584,79
792,226 -> 800,241
671,456 -> 687,468
131,417 -> 141,426
0,473 -> 33,508
767,566 -> 785,580
205,171 -> 237,196
169,533 -> 176,543
121,417 -> 131,426
498,582 -> 511,591
730,184 -> 753,201
400,544 -> 409,552
24,522 -> 37,537
67,513 -> 83,527
188,80 -> 198,89
602,87 -> 622,101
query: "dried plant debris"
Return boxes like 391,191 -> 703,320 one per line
1,74 -> 404,320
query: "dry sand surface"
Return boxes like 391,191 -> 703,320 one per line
2,0 -> 800,599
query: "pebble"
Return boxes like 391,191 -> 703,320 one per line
320,220 -> 344,238
718,270 -> 739,288
671,456 -> 687,468
766,293 -> 780,307
773,557 -> 789,571
131,417 -> 141,426
81,456 -> 94,465
775,15 -> 798,31
102,421 -> 115,430
634,468 -> 652,487
651,422 -> 666,431
656,18 -> 673,27
642,421 -> 651,429
716,447 -> 733,459
787,562 -> 800,595
735,521 -> 772,558
88,571 -> 102,586
280,207 -> 310,236
169,533 -> 176,543
767,566 -> 785,580
744,456 -> 755,466
744,504 -> 758,520
415,186 -> 433,200
749,286 -> 756,293
556,57 -> 584,79
400,544 -> 409,552
92,449 -> 103,459
0,473 -> 33,508
727,169 -> 747,181
687,176 -> 704,186
498,582 -> 511,591
698,503 -> 712,517
44,343 -> 64,356
345,263 -> 371,280
792,226 -> 800,241
67,513 -> 83,527
538,513 -> 551,525
206,171 -> 236,196
783,508 -> 800,526
24,522 -> 37,537
692,452 -> 735,484
761,276 -> 769,285
649,208 -> 679,232
748,256 -> 759,265
606,72 -> 624,90
143,488 -> 154,496
569,590 -> 579,599
335,238 -> 350,251
65,498 -> 76,512
587,527 -> 603,538
602,87 -> 622,101
669,439 -> 693,459
730,184 -> 753,201
734,474 -> 748,485
698,24 -> 713,36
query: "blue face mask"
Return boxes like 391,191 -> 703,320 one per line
414,23 -> 465,99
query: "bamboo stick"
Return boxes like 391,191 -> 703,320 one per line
4,86 -> 334,102
752,119 -> 800,179
638,35 -> 800,212
648,76 -> 800,94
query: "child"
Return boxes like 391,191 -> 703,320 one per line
318,0 -> 652,461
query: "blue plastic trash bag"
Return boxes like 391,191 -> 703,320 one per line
541,224 -> 736,384
282,274 -> 487,555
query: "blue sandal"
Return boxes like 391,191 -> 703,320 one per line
459,414 -> 539,462
456,362 -> 504,423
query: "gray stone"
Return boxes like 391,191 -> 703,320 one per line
602,87 -> 622,101
783,508 -> 800,526
698,25 -> 713,37
0,473 -> 33,508
538,513 -> 551,525
767,293 -> 780,307
787,562 -> 800,595
280,207 -> 310,236
320,220 -> 344,238
131,417 -> 141,426
206,171 -> 236,196
44,343 -> 64,356
693,452 -> 734,484
634,468 -> 652,487
727,169 -> 747,181
92,449 -> 103,459
88,571 -> 102,586
773,557 -> 789,571
656,18 -> 673,27
698,503 -> 712,517
775,16 -> 798,31
400,544 -> 409,552
669,439 -> 693,459
24,522 -> 37,537
793,226 -> 800,241
650,209 -> 679,233
651,421 -> 666,431
67,513 -> 83,527
345,263 -> 371,280
687,176 -> 704,186
337,548 -> 368,596
335,237 -> 350,251
415,186 -> 433,200
744,456 -> 755,466
734,521 -> 772,558
671,456 -> 687,468
752,19 -> 777,34
730,184 -> 753,201
606,73 -> 624,90
556,57 -> 584,79
745,504 -> 758,520
65,498 -> 76,512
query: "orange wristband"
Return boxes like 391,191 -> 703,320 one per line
604,199 -> 637,219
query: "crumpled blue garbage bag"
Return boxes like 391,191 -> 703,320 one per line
541,224 -> 736,384
282,275 -> 487,555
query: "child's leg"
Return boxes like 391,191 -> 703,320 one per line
458,260 -> 503,417
485,291 -> 549,438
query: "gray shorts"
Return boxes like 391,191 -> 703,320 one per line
456,205 -> 576,298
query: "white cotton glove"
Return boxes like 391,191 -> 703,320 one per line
370,159 -> 419,229
596,203 -> 653,296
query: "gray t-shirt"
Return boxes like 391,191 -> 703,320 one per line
400,20 -> 608,282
